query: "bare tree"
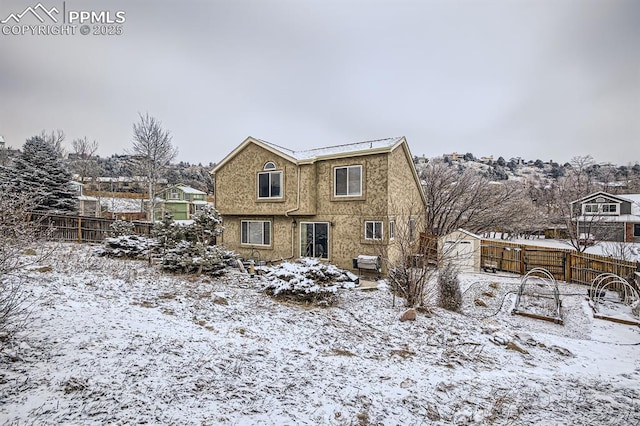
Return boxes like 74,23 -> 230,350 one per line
420,161 -> 528,237
383,202 -> 435,309
131,113 -> 178,221
568,155 -> 596,194
0,188 -> 53,338
70,137 -> 99,184
40,129 -> 66,157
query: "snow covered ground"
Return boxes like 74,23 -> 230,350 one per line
1,244 -> 639,425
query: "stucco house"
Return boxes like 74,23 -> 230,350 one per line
571,191 -> 640,243
158,184 -> 209,220
212,136 -> 427,273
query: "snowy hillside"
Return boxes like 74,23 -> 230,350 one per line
1,244 -> 639,425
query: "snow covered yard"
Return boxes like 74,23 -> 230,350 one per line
1,244 -> 639,425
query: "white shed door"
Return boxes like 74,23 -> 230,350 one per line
443,240 -> 474,273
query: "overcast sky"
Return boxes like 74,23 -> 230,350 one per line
1,0 -> 638,165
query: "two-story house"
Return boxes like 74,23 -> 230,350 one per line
212,136 -> 427,273
571,191 -> 640,243
159,184 -> 209,220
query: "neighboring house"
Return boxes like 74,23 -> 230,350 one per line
212,136 -> 427,273
571,191 -> 640,243
70,181 -> 100,217
159,184 -> 209,220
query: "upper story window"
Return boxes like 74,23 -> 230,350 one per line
334,165 -> 362,197
389,220 -> 395,240
584,204 -> 598,214
583,202 -> 618,215
257,161 -> 282,199
168,189 -> 180,200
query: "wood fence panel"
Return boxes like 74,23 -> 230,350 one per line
522,248 -> 568,281
481,239 -> 639,290
481,242 -> 522,274
28,213 -> 152,243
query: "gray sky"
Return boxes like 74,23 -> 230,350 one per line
1,0 -> 638,165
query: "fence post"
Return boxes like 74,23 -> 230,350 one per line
77,216 -> 82,243
519,245 -> 526,275
564,252 -> 572,283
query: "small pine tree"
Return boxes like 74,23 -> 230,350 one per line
109,220 -> 135,237
438,262 -> 463,312
9,136 -> 77,212
189,205 -> 223,245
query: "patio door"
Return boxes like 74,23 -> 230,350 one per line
300,222 -> 329,259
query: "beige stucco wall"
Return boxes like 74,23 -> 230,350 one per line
215,143 -> 305,216
220,216 -> 297,263
385,144 -> 427,267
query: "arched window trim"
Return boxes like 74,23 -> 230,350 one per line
264,161 -> 276,170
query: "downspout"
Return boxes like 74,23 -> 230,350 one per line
285,164 -> 301,259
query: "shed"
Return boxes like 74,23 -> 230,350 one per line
439,229 -> 481,273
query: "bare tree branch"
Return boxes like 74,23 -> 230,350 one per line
130,113 -> 178,221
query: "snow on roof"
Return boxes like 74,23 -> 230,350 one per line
455,228 -> 482,239
576,214 -> 639,223
619,194 -> 640,215
256,137 -> 404,161
175,185 -> 206,195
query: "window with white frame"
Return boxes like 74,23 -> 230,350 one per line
241,220 -> 271,246
334,165 -> 362,197
583,202 -> 618,215
257,164 -> 282,199
389,220 -> 395,240
583,204 -> 598,214
365,221 -> 383,240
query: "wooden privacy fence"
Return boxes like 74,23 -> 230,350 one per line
481,240 -> 639,288
28,213 -> 153,243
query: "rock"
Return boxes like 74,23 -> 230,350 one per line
515,332 -> 535,345
551,345 -> 574,357
474,298 -> 488,307
35,265 -> 52,273
426,403 -> 441,421
399,378 -> 416,388
489,282 -> 499,289
481,291 -> 496,298
506,341 -> 529,354
400,309 -> 416,322
23,248 -> 37,255
491,332 -> 510,345
213,296 -> 228,305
